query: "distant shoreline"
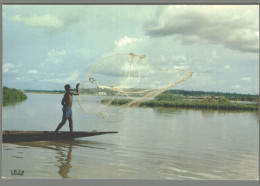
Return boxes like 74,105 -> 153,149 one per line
25,90 -> 64,94
24,89 -> 259,97
16,90 -> 260,111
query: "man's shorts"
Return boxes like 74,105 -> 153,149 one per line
63,107 -> 72,118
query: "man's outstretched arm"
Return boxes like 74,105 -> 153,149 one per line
72,83 -> 80,95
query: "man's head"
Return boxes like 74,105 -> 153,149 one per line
64,84 -> 71,92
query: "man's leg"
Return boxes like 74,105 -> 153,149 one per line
68,116 -> 73,133
55,114 -> 67,133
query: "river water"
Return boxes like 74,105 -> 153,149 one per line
2,93 -> 259,179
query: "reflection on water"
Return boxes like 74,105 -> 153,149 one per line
152,107 -> 182,116
11,140 -> 115,179
3,100 -> 24,107
56,142 -> 72,178
152,106 -> 259,123
12,155 -> 23,159
252,111 -> 259,123
15,141 -> 74,178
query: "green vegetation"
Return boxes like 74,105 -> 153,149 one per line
101,90 -> 259,111
25,89 -> 65,94
155,91 -> 183,101
79,88 -> 117,95
24,88 -> 259,102
102,98 -> 258,111
21,88 -> 260,111
3,86 -> 27,106
141,100 -> 258,111
101,99 -> 132,105
165,89 -> 259,102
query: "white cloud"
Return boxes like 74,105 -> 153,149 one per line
241,77 -> 252,82
46,49 -> 67,64
15,76 -> 25,82
40,70 -> 80,83
144,5 -> 259,53
102,36 -> 144,56
115,36 -> 138,47
11,14 -> 63,28
3,63 -> 19,73
3,63 -> 14,72
157,54 -> 192,71
173,65 -> 189,70
224,65 -> 231,70
27,69 -> 38,74
66,70 -> 80,82
10,6 -> 87,33
171,55 -> 187,63
232,84 -> 242,89
207,50 -> 218,63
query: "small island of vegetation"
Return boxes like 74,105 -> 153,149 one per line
3,86 -> 27,106
102,90 -> 259,111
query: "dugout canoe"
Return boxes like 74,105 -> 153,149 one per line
2,130 -> 118,143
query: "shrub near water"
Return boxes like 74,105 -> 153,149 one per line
3,86 -> 27,105
155,92 -> 183,101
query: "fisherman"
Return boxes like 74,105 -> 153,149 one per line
55,83 -> 80,133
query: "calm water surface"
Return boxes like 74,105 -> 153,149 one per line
2,93 -> 259,179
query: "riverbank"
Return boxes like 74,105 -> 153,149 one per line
101,99 -> 259,111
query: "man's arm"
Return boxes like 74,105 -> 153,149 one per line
72,83 -> 80,95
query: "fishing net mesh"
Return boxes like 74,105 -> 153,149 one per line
78,53 -> 192,122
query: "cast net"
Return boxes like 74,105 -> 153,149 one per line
78,53 -> 192,122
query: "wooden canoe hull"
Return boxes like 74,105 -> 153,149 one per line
2,131 -> 118,143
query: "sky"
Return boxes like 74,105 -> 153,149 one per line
2,5 -> 259,94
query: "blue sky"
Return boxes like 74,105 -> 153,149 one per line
2,5 -> 259,94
